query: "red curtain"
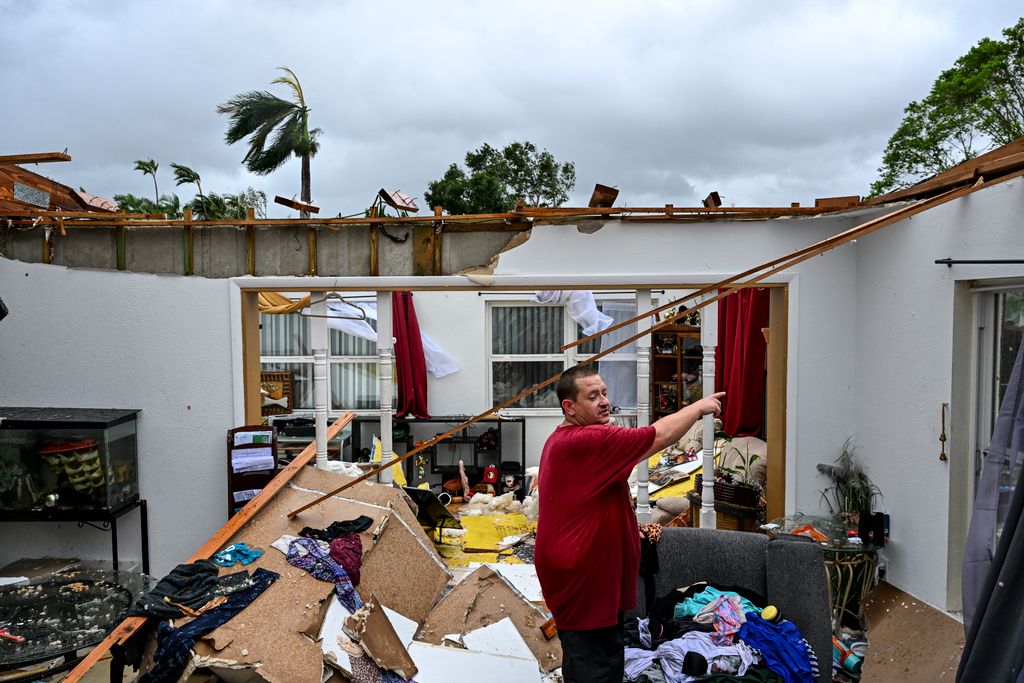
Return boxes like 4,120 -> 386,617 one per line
715,288 -> 770,437
392,291 -> 430,419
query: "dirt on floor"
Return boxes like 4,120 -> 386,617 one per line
861,581 -> 964,682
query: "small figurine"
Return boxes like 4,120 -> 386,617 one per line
501,473 -> 520,496
479,464 -> 499,495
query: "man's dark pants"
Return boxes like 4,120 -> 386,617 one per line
558,613 -> 625,683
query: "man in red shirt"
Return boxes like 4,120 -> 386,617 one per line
535,364 -> 724,682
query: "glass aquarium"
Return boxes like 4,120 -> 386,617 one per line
0,408 -> 140,512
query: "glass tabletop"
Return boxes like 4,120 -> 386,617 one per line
0,568 -> 154,669
765,514 -> 878,553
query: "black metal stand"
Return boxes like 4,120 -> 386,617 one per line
0,498 -> 150,574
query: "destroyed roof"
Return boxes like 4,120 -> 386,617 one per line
0,163 -> 116,214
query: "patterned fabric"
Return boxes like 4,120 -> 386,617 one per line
138,568 -> 279,683
676,587 -> 762,620
286,537 -> 363,612
799,638 -> 819,680
694,594 -> 747,644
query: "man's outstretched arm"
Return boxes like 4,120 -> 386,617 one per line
645,392 -> 725,458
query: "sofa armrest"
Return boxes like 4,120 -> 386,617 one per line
766,535 -> 832,683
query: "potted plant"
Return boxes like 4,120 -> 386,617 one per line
817,439 -> 882,527
694,442 -> 763,508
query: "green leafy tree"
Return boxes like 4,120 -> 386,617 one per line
112,193 -> 156,214
171,163 -> 205,215
112,192 -> 183,219
133,158 -> 160,203
870,18 -> 1024,196
217,67 -> 321,216
424,141 -> 576,214
185,188 -> 267,220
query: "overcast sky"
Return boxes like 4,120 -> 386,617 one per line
3,1 -> 1021,216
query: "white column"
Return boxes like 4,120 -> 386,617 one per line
311,298 -> 329,468
700,294 -> 719,529
635,289 -> 653,522
376,291 -> 395,484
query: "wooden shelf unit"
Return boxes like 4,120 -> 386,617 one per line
651,323 -> 703,416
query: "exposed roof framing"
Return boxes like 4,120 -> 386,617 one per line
0,152 -> 71,164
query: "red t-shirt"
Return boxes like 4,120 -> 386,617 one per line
534,424 -> 656,630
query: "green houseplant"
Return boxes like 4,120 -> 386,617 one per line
817,439 -> 882,525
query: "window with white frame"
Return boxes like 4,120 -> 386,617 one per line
260,307 -> 382,411
487,298 -> 638,411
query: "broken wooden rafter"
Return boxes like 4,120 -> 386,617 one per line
0,152 -> 72,164
62,413 -> 355,683
275,195 -> 320,214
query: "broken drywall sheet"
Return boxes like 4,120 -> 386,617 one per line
406,641 -> 543,683
292,467 -> 435,549
357,509 -> 451,624
344,595 -> 418,680
462,617 -> 535,660
321,598 -> 418,674
461,562 -> 544,602
417,565 -> 561,672
192,482 -> 401,683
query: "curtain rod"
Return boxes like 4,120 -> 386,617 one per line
936,258 -> 1024,267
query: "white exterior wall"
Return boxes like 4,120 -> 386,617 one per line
0,260 -> 234,576
852,178 -> 1024,609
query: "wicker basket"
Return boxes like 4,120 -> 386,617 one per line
686,491 -> 764,532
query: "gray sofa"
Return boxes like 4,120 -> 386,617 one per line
629,527 -> 832,683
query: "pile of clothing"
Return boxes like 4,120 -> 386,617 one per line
624,583 -> 818,683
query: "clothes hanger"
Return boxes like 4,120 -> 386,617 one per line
301,293 -> 368,320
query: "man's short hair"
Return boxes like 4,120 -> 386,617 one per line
556,364 -> 599,404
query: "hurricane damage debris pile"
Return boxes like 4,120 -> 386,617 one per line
126,467 -> 561,683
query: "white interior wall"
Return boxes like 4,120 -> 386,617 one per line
852,177 -> 1024,610
491,216 -> 880,514
414,291 -> 563,469
0,260 -> 234,576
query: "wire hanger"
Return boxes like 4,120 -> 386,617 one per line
301,293 -> 368,320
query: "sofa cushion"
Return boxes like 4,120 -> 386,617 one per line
646,528 -> 769,609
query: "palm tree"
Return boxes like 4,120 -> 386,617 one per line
171,163 -> 205,216
217,67 -> 321,216
133,159 -> 160,203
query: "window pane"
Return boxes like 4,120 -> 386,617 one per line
492,361 -> 563,408
997,291 -> 1023,407
331,363 -> 381,410
260,313 -> 310,356
261,362 -> 312,410
492,306 -> 564,354
577,300 -> 637,356
330,325 -> 377,356
597,359 -> 638,409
